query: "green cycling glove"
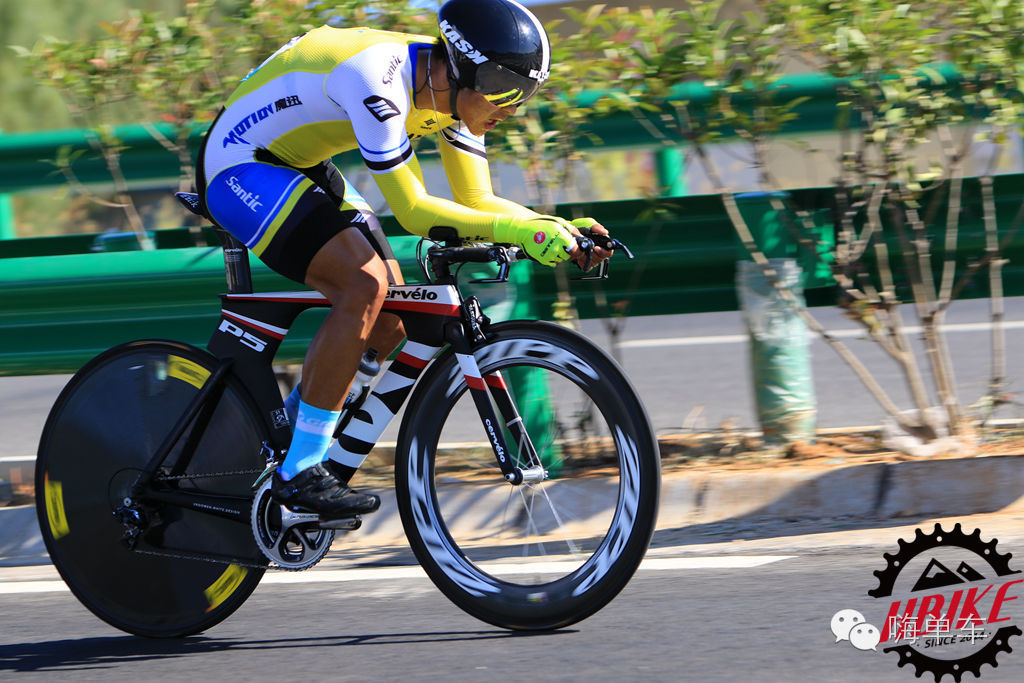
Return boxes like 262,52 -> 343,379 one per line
493,214 -> 576,266
570,217 -> 599,232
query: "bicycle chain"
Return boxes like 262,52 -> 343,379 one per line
131,546 -> 274,571
133,539 -> 335,573
141,467 -> 288,570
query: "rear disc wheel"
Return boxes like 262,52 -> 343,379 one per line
36,341 -> 269,637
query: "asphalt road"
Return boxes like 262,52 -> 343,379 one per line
4,519 -> 1024,682
5,293 -> 1024,680
3,297 -> 1024,462
585,296 -> 1024,435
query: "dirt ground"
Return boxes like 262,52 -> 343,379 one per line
654,421 -> 1024,474
338,420 -> 1024,487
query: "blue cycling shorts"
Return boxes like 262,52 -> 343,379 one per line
203,152 -> 394,284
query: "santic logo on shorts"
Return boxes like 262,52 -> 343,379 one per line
534,231 -> 546,245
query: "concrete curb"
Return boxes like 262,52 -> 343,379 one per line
3,453 -> 1022,567
0,504 -> 46,566
654,454 -> 1024,529
0,457 -> 33,491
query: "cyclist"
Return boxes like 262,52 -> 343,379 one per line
198,0 -> 612,518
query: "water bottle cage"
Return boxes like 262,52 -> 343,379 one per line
344,384 -> 370,411
334,384 -> 371,438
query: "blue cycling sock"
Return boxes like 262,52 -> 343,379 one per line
283,382 -> 302,428
279,400 -> 340,480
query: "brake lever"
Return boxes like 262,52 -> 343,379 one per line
603,237 -> 634,260
571,232 -> 633,280
576,237 -> 595,272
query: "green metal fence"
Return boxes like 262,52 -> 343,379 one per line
3,175 -> 1024,376
2,68 -> 1022,377
0,74 -> 870,195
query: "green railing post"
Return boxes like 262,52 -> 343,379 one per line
656,146 -> 687,197
0,193 -> 13,240
0,129 -> 14,240
506,262 -> 563,477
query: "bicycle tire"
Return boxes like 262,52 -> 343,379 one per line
36,340 -> 270,637
395,321 -> 660,630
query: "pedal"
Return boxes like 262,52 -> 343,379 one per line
318,515 -> 362,531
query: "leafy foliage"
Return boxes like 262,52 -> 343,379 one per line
8,0 -> 1024,436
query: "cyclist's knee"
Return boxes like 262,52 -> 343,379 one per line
316,260 -> 388,322
349,258 -> 389,311
307,230 -> 388,308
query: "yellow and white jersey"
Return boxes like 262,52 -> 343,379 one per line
203,26 -> 535,239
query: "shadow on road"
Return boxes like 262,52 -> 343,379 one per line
0,629 -> 572,673
648,514 -> 940,550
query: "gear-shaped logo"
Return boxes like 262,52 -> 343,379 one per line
870,523 -> 1018,598
886,630 -> 1021,682
867,523 -> 1022,682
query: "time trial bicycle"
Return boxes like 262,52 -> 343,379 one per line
35,192 -> 661,636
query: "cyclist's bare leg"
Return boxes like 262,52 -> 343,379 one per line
300,230 -> 390,411
272,228 -> 388,512
364,258 -> 407,358
281,260 -> 404,423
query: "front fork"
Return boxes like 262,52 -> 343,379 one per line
448,297 -> 546,486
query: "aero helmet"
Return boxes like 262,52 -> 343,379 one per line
438,0 -> 551,109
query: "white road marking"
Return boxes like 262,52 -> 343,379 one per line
0,580 -> 68,594
619,320 -> 1024,349
0,555 -> 794,595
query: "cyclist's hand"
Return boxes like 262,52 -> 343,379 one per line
569,217 -> 614,271
494,215 -> 577,266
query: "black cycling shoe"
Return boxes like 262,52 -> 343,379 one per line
271,464 -> 381,518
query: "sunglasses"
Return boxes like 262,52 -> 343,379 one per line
475,62 -> 543,107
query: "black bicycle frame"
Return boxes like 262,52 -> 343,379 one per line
128,236 -> 541,522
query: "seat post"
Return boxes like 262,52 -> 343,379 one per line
213,228 -> 253,294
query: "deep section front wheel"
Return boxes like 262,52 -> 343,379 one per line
36,340 -> 269,637
395,321 -> 661,630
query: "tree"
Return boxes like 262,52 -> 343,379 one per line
595,0 -> 1024,445
14,0 -> 1024,450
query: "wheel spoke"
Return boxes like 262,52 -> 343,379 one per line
397,324 -> 659,630
438,359 -> 619,575
527,483 -> 582,556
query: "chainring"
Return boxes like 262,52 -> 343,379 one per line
251,477 -> 334,570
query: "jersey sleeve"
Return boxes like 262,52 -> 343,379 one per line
326,45 -> 516,241
438,125 -> 540,219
